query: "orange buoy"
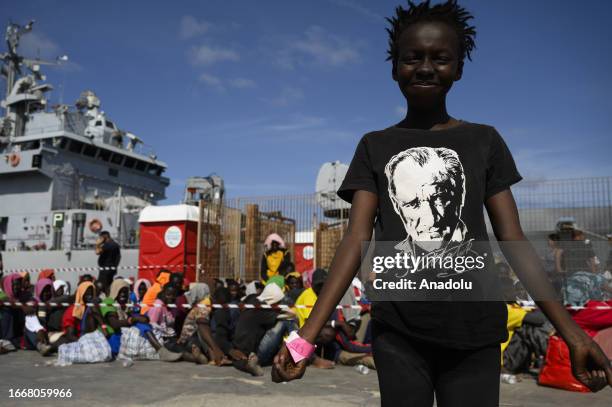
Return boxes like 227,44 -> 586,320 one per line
9,153 -> 20,167
89,218 -> 103,233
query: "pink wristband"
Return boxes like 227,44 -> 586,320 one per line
285,331 -> 316,364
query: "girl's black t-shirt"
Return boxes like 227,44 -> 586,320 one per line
337,121 -> 523,349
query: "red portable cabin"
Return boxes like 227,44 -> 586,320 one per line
137,205 -> 200,283
294,231 -> 314,273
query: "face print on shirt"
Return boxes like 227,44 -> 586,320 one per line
385,146 -> 467,253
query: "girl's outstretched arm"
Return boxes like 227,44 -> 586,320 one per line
486,189 -> 612,392
272,190 -> 378,382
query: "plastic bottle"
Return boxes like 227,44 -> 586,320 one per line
355,364 -> 369,375
500,373 -> 517,384
122,358 -> 134,368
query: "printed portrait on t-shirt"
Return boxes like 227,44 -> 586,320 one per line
385,146 -> 467,254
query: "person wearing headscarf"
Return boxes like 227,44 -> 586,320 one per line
37,269 -> 55,282
24,278 -> 60,355
0,274 -> 26,347
34,278 -> 53,303
55,282 -> 113,365
243,281 -> 264,302
260,233 -> 292,282
18,271 -> 33,298
60,281 -> 99,343
255,283 -> 298,367
172,283 -> 226,365
145,283 -> 177,340
41,280 -> 73,342
229,283 -> 288,376
100,279 -> 150,356
140,269 -> 172,314
53,280 -> 70,297
129,278 -> 151,314
266,275 -> 285,291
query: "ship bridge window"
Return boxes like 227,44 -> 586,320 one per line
111,153 -> 124,165
105,121 -> 115,129
147,165 -> 163,176
83,144 -> 97,157
135,160 -> 147,172
17,140 -> 40,150
98,149 -> 111,162
95,120 -> 103,126
123,157 -> 136,169
68,140 -> 84,154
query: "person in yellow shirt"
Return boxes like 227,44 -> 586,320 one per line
260,233 -> 291,282
500,278 -> 552,373
295,269 -> 328,327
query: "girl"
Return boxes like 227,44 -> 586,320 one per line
272,1 -> 612,405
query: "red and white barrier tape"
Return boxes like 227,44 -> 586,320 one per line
2,264 -> 198,274
0,301 -> 362,310
0,301 -> 609,311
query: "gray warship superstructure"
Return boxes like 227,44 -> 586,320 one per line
0,21 -> 169,265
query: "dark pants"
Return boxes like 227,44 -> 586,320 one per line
0,309 -> 15,343
97,268 -> 116,291
372,321 -> 500,407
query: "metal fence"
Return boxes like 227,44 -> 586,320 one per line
200,177 -> 612,280
511,177 -> 612,236
203,194 -> 349,280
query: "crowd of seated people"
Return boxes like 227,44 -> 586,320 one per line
0,264 -> 375,376
498,240 -> 612,380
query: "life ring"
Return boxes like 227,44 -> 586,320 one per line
9,153 -> 20,167
89,218 -> 103,233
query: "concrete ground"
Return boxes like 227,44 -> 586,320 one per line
0,352 -> 610,407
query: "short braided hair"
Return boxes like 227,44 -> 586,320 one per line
386,0 -> 476,71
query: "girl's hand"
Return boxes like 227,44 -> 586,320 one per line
271,345 -> 307,383
568,336 -> 612,392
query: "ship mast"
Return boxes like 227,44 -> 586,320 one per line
1,20 -> 67,139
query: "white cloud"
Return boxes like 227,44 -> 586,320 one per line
263,87 -> 304,107
190,45 -> 239,66
198,73 -> 256,92
328,0 -> 384,22
263,116 -> 325,132
274,26 -> 361,69
179,16 -> 212,39
198,72 -> 224,90
228,77 -> 256,89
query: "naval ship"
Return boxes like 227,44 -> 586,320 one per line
0,21 -> 170,279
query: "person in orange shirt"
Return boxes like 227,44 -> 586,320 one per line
140,269 -> 171,314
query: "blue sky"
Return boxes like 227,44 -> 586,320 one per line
4,0 -> 611,203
